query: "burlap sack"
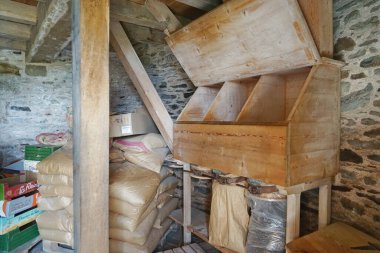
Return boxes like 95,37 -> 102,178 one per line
154,198 -> 178,229
159,167 -> 173,181
36,209 -> 73,232
157,176 -> 179,195
38,196 -> 72,211
110,147 -> 125,163
109,208 -> 158,246
156,188 -> 175,209
109,200 -> 156,232
113,133 -> 166,152
37,174 -> 73,186
209,181 -> 249,253
38,185 -> 73,197
123,148 -> 169,174
110,162 -> 160,206
109,219 -> 172,253
37,148 -> 73,177
39,228 -> 73,246
65,202 -> 73,216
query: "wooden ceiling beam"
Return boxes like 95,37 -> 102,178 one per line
121,22 -> 166,45
26,0 -> 71,62
111,0 -> 166,31
145,0 -> 182,34
0,36 -> 27,51
0,19 -> 31,40
176,0 -> 220,11
0,0 -> 37,25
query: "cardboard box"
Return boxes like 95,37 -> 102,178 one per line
23,160 -> 39,172
0,169 -> 38,201
0,208 -> 43,235
0,192 -> 39,218
0,222 -> 39,253
110,107 -> 158,138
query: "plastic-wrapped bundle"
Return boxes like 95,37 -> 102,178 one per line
246,193 -> 286,253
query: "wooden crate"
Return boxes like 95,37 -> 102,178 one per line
174,58 -> 343,187
166,0 -> 332,87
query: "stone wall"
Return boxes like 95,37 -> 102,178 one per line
0,41 -> 194,166
331,0 -> 380,238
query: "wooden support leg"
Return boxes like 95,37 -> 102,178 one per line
318,183 -> 331,229
286,193 -> 301,243
183,163 -> 192,244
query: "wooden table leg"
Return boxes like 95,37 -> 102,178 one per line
286,193 -> 301,243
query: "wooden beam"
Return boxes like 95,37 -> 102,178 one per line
183,163 -> 192,244
176,0 -> 220,11
0,37 -> 27,51
110,0 -> 166,31
286,193 -> 301,243
72,0 -> 109,252
26,0 -> 71,62
318,183 -> 331,229
121,22 -> 166,45
160,0 -> 205,20
110,21 -> 174,151
0,0 -> 37,25
0,20 -> 31,40
145,0 -> 182,34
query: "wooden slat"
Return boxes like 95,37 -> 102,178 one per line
203,78 -> 258,122
110,21 -> 174,151
26,0 -> 71,62
177,86 -> 221,121
0,37 -> 27,51
286,222 -> 380,253
183,163 -> 192,244
298,0 -> 333,57
173,248 -> 186,253
182,245 -> 197,253
161,0 -> 205,19
174,123 -> 288,185
189,244 -> 206,253
166,0 -> 320,86
176,0 -> 220,11
145,0 -> 182,34
318,183 -> 331,229
237,75 -> 286,122
111,0 -> 166,31
286,193 -> 301,243
122,22 -> 166,45
0,0 -> 37,25
72,0 -> 109,252
0,20 -> 31,40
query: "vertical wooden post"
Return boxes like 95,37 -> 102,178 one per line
72,0 -> 109,252
286,193 -> 301,243
183,163 -> 192,244
318,183 -> 331,229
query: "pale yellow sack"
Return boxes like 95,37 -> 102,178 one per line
154,198 -> 178,229
37,148 -> 73,177
209,181 -> 249,253
65,202 -> 73,216
39,228 -> 73,246
156,188 -> 175,209
36,210 -> 73,232
157,176 -> 179,195
123,148 -> 169,174
109,219 -> 172,253
37,174 -> 73,186
109,147 -> 125,163
38,185 -> 73,197
109,162 -> 160,206
109,200 -> 156,232
38,196 -> 72,211
109,208 -> 158,246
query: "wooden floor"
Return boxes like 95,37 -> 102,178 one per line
157,243 -> 209,253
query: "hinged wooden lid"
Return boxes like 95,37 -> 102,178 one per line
166,0 -> 321,87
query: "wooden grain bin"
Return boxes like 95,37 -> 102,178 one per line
174,58 -> 343,187
166,0 -> 333,87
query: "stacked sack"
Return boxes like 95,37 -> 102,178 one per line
35,147 -> 74,247
110,133 -> 179,253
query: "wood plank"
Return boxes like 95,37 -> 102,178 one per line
286,222 -> 380,253
122,22 -> 166,45
318,183 -> 331,229
111,0 -> 166,31
177,86 -> 221,121
72,0 -> 109,252
145,0 -> 182,34
161,0 -> 205,20
174,123 -> 288,185
237,75 -> 286,122
166,0 -> 320,86
285,69 -> 309,116
182,245 -> 197,253
189,244 -> 206,253
183,163 -> 192,244
0,37 -> 26,51
203,78 -> 258,122
286,193 -> 301,243
0,20 -> 31,40
0,0 -> 36,25
110,21 -> 174,151
176,0 -> 220,11
298,0 -> 333,57
173,248 -> 186,253
26,0 -> 71,62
